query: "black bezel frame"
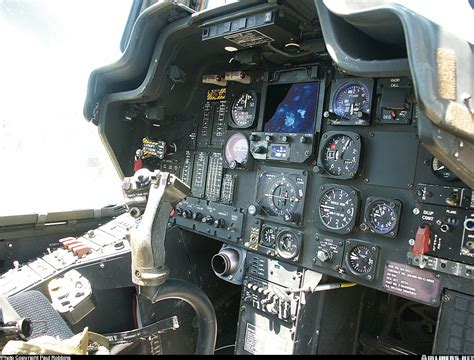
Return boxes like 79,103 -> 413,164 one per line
317,131 -> 363,180
315,184 -> 360,235
257,66 -> 325,136
228,90 -> 259,129
343,240 -> 379,282
362,197 -> 402,238
328,78 -> 375,126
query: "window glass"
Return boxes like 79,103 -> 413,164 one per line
0,0 -> 131,215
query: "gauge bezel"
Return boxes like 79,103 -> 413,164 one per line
254,166 -> 308,227
229,90 -> 258,129
362,198 -> 402,237
344,240 -> 378,281
328,78 -> 374,126
275,228 -> 302,261
315,184 -> 360,235
223,131 -> 251,170
260,225 -> 277,248
317,131 -> 363,180
431,156 -> 458,182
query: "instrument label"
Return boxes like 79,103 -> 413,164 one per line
383,261 -> 441,305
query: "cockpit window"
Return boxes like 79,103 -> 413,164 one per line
0,0 -> 131,215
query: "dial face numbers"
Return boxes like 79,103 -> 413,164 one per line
230,92 -> 257,128
261,227 -> 276,247
265,178 -> 300,216
332,82 -> 370,120
276,231 -> 299,259
318,187 -> 357,232
224,132 -> 249,167
347,245 -> 375,274
321,133 -> 360,177
431,157 -> 458,181
367,201 -> 398,234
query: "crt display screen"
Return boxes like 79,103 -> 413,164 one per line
264,82 -> 319,133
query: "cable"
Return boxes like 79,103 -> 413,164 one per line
215,344 -> 236,353
287,282 -> 357,294
265,44 -> 313,58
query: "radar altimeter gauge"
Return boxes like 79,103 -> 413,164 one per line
230,91 -> 257,128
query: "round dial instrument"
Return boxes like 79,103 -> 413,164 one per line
230,92 -> 257,128
347,245 -> 375,275
265,178 -> 300,217
276,230 -> 300,260
224,132 -> 249,168
366,200 -> 398,235
431,157 -> 458,181
320,132 -> 361,178
332,82 -> 370,120
260,226 -> 276,247
318,187 -> 357,233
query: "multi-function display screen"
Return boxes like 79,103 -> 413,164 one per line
264,82 -> 319,133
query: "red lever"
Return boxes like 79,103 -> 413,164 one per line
134,159 -> 143,172
412,225 -> 431,255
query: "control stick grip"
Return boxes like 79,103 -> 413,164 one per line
124,170 -> 190,288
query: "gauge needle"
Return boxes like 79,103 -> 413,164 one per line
437,165 -> 445,170
265,194 -> 289,199
341,138 -> 350,154
320,205 -> 335,210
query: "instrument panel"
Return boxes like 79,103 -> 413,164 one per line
137,63 -> 473,307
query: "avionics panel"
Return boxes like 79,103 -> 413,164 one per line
249,67 -> 324,163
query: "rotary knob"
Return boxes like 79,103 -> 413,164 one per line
202,215 -> 214,225
182,210 -> 193,219
192,212 -> 202,222
317,249 -> 332,263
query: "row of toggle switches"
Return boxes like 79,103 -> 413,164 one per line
242,278 -> 294,322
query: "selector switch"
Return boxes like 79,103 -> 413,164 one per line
192,212 -> 202,222
202,215 -> 214,225
317,249 -> 332,263
252,145 -> 266,154
214,218 -> 226,228
182,210 -> 193,219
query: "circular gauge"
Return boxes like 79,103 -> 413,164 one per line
366,200 -> 398,235
347,245 -> 375,275
320,132 -> 361,178
260,226 -> 276,247
332,81 -> 370,120
318,187 -> 357,232
431,157 -> 458,181
230,92 -> 257,128
276,230 -> 300,260
265,178 -> 300,217
224,132 -> 249,168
